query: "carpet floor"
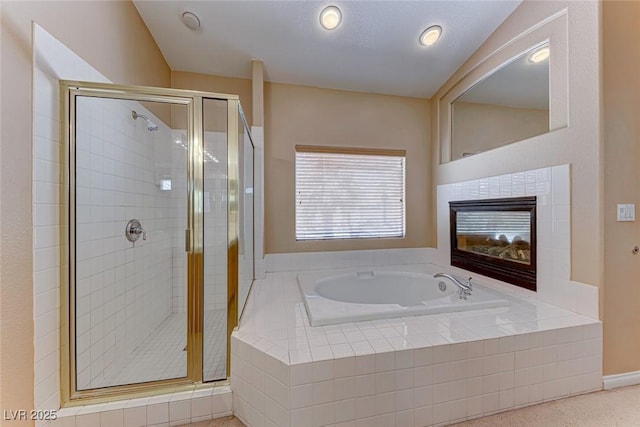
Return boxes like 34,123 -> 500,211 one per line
452,384 -> 640,427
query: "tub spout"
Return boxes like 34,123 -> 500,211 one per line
433,273 -> 472,299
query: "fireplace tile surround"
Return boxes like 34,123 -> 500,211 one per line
436,165 -> 598,319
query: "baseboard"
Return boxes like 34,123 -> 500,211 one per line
603,371 -> 640,390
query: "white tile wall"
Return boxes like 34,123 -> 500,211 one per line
231,270 -> 603,427
434,165 -> 599,319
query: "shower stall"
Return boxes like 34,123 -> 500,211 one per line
60,81 -> 254,402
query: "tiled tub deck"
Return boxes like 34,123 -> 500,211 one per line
231,265 -> 602,427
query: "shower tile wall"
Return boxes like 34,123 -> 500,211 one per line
74,97 -> 179,389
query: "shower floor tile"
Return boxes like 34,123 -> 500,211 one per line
99,309 -> 227,388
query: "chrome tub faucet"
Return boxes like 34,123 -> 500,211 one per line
433,273 -> 473,299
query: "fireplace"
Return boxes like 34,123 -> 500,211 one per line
449,196 -> 537,291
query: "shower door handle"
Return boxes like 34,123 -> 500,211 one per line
185,229 -> 191,252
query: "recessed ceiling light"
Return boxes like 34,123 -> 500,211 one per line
419,25 -> 442,46
529,46 -> 550,63
320,5 -> 342,30
181,11 -> 201,31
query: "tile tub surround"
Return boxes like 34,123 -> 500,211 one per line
231,267 -> 602,427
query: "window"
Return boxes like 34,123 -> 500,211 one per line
295,145 -> 406,240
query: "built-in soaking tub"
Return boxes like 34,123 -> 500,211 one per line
298,270 -> 509,326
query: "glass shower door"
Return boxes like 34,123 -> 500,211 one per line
237,108 -> 255,319
202,98 -> 230,382
64,81 -> 255,403
73,95 -> 189,390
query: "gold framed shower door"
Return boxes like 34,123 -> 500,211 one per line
60,81 -> 240,405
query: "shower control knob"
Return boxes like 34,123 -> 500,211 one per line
125,219 -> 146,246
134,227 -> 146,240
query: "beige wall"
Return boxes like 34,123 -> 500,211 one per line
432,1 -> 602,290
0,1 -> 170,422
264,82 -> 431,254
452,102 -> 549,160
602,0 -> 640,376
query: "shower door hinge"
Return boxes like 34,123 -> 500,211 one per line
185,229 -> 191,252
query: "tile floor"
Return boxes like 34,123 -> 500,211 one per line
88,309 -> 228,388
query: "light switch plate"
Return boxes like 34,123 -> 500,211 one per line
617,204 -> 636,222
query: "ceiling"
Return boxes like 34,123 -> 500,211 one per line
133,1 -> 522,99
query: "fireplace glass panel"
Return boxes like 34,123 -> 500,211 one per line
449,196 -> 536,291
456,211 -> 532,265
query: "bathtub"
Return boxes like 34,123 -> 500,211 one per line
298,270 -> 509,326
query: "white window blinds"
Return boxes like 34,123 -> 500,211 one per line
456,211 -> 531,242
295,146 -> 406,240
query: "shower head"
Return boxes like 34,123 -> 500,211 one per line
131,110 -> 159,131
